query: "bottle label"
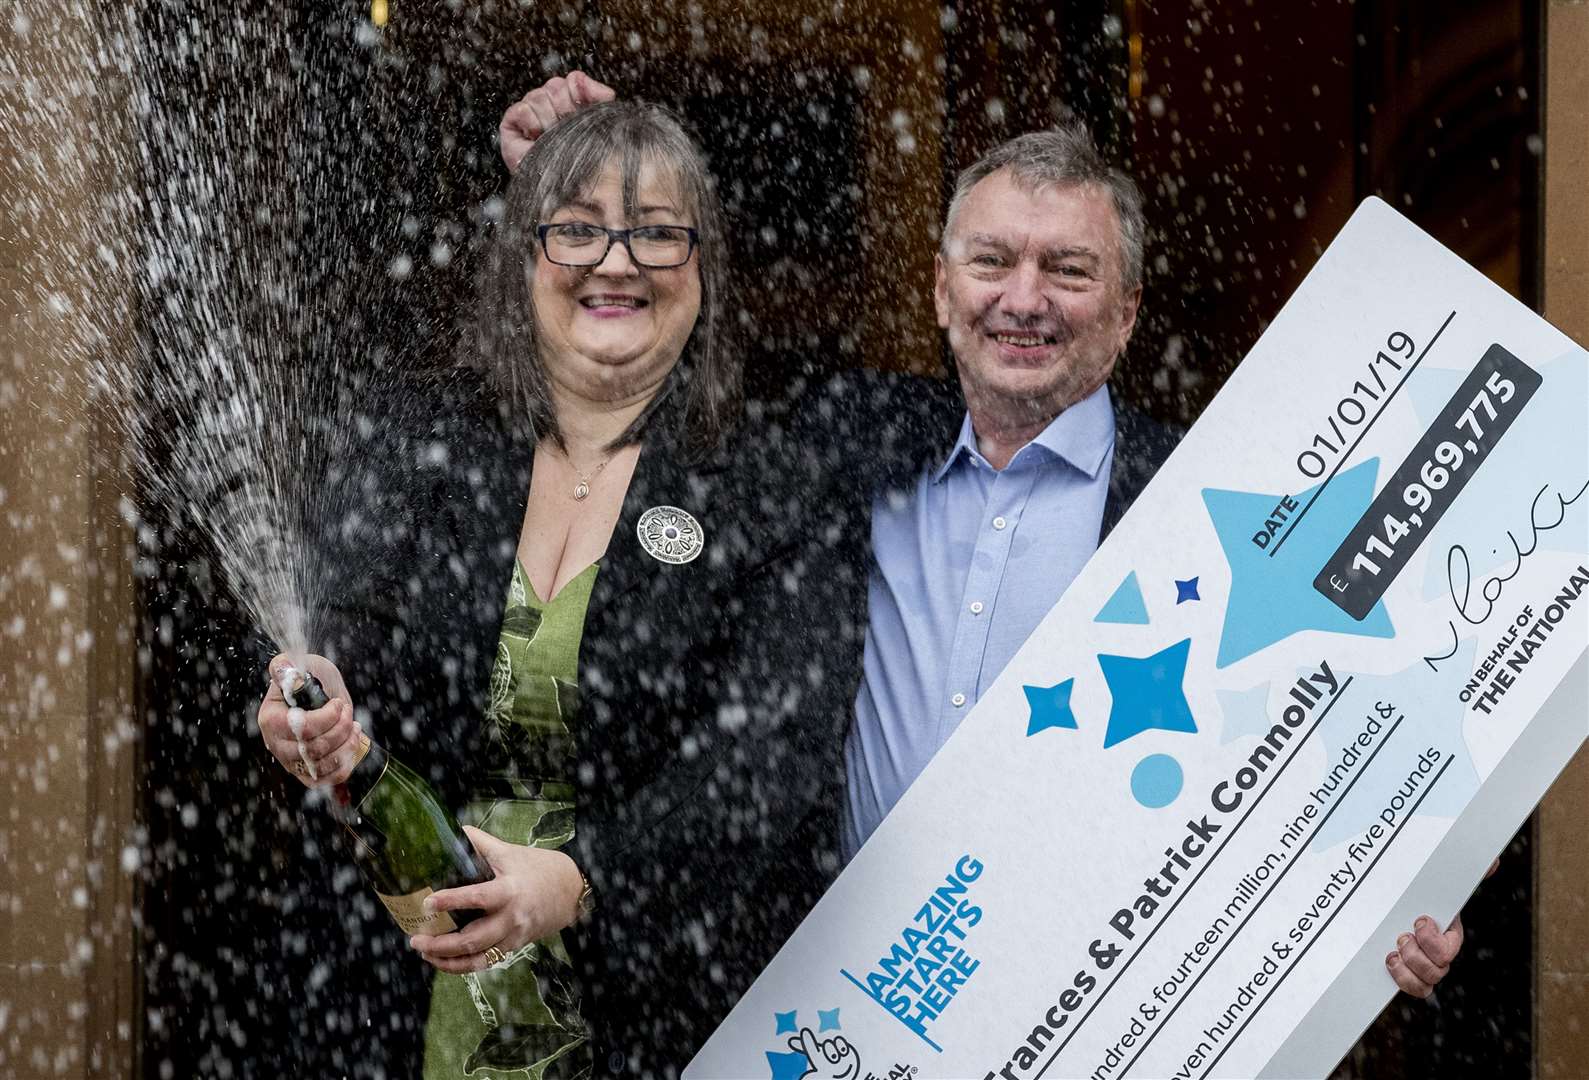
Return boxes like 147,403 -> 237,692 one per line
374,887 -> 458,936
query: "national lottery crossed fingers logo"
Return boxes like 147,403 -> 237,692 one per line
764,1007 -> 920,1080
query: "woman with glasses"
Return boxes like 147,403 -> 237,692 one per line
256,100 -> 945,1077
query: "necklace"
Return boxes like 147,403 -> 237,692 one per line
563,451 -> 611,501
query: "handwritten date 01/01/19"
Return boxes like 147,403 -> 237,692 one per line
1297,331 -> 1416,481
1348,369 -> 1519,578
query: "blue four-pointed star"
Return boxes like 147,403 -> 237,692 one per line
774,1010 -> 798,1035
818,1008 -> 842,1031
768,1051 -> 812,1080
1175,576 -> 1201,604
1203,459 -> 1395,668
1025,680 -> 1080,737
1098,638 -> 1198,749
1216,682 -> 1274,745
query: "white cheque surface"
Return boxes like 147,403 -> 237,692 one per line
688,198 -> 1589,1080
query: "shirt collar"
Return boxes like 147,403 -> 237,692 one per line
932,382 -> 1116,484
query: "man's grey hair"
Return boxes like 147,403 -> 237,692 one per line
942,123 -> 1146,292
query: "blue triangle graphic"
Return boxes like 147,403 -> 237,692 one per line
1095,571 -> 1150,625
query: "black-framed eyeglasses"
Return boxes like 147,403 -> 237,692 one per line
535,222 -> 700,269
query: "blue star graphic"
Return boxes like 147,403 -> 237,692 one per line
818,1008 -> 842,1031
1098,638 -> 1198,749
1203,459 -> 1395,669
768,1051 -> 812,1080
1309,642 -> 1481,852
1025,680 -> 1079,737
774,1010 -> 797,1035
1215,682 -> 1274,745
1175,576 -> 1201,604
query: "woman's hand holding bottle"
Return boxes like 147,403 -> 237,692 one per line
408,827 -> 585,973
256,653 -> 362,786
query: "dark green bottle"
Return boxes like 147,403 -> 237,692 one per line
281,668 -> 489,934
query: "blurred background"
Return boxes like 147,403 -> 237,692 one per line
2,0 -> 1586,1076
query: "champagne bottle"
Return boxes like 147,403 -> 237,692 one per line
280,667 -> 490,935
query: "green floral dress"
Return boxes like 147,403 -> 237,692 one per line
422,560 -> 597,1080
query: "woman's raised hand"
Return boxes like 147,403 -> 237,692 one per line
256,653 -> 362,787
408,826 -> 585,973
499,71 -> 616,173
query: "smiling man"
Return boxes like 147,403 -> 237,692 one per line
841,126 -> 1469,1004
933,159 -> 1142,471
843,127 -> 1163,856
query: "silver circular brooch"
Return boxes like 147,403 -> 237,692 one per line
636,505 -> 705,565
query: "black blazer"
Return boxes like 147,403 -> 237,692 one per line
312,367 -> 954,1076
1103,393 -> 1183,541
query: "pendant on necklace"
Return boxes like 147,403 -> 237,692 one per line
573,481 -> 591,501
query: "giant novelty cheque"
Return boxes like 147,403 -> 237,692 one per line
687,198 -> 1589,1080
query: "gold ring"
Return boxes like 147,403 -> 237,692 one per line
483,946 -> 506,967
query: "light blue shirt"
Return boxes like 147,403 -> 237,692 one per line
842,384 -> 1116,859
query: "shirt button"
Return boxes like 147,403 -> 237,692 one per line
970,601 -> 984,614
951,692 -> 967,707
993,516 -> 1008,530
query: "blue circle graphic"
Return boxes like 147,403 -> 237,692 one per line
1131,754 -> 1184,808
